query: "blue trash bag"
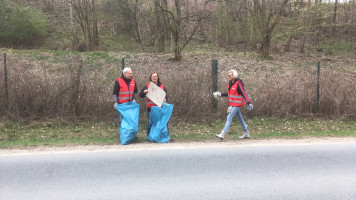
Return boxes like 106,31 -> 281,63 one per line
146,103 -> 174,143
115,102 -> 140,145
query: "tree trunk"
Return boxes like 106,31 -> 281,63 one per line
174,44 -> 182,61
225,0 -> 230,45
350,0 -> 353,51
92,0 -> 99,47
284,35 -> 293,52
133,0 -> 143,50
174,0 -> 182,61
155,0 -> 165,52
332,0 -> 338,37
70,2 -> 79,50
300,34 -> 306,53
81,0 -> 91,51
261,33 -> 271,58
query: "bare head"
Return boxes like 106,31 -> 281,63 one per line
123,67 -> 133,79
228,69 -> 238,81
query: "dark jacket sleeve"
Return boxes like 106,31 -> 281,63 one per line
134,83 -> 138,94
113,80 -> 119,95
112,80 -> 119,103
221,93 -> 228,97
139,86 -> 148,98
237,82 -> 251,104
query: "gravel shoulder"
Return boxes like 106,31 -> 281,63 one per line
1,137 -> 356,156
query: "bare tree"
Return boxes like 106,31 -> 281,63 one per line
157,0 -> 213,61
118,0 -> 144,50
69,0 -> 99,51
332,0 -> 338,37
69,2 -> 80,49
155,0 -> 166,52
254,0 -> 289,58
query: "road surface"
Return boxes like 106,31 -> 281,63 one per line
1,143 -> 356,199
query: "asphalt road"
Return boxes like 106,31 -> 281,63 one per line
1,143 -> 356,200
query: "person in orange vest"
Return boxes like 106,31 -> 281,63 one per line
213,69 -> 253,139
113,67 -> 138,127
139,72 -> 168,136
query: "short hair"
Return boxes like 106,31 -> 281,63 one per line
123,67 -> 132,74
228,69 -> 238,79
149,72 -> 160,82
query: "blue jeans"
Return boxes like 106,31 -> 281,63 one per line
147,112 -> 153,136
223,106 -> 248,133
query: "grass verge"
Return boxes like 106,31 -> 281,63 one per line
0,118 -> 355,148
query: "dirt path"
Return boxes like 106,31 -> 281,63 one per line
1,137 -> 356,156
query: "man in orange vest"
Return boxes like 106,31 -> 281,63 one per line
213,69 -> 253,139
113,67 -> 138,127
139,72 -> 168,136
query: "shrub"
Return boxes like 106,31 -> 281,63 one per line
0,1 -> 47,48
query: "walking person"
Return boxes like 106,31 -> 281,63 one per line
139,72 -> 168,136
213,69 -> 253,139
113,67 -> 138,128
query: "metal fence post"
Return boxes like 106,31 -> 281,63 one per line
4,53 -> 8,110
212,60 -> 218,110
316,61 -> 320,113
122,57 -> 125,70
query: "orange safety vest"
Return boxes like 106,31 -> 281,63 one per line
117,77 -> 135,104
228,80 -> 246,107
146,82 -> 165,108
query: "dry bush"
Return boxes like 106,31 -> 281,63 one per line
246,66 -> 356,118
0,52 -> 355,122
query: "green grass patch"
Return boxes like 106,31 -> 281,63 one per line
1,118 -> 355,148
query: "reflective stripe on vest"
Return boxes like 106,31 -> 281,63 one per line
228,81 -> 246,107
146,83 -> 164,108
117,77 -> 135,104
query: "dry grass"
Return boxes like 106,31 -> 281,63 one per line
0,50 -> 355,122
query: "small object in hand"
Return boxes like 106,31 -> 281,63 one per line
213,91 -> 221,99
227,106 -> 232,113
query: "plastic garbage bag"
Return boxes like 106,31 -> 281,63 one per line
115,102 -> 140,145
146,103 -> 174,143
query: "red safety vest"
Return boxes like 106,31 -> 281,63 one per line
146,83 -> 165,108
228,81 -> 246,107
117,77 -> 135,104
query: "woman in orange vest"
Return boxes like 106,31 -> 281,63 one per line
113,67 -> 138,127
213,69 -> 253,139
139,72 -> 168,136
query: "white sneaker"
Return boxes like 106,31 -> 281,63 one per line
215,131 -> 226,140
239,131 -> 250,139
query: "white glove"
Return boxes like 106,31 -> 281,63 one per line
213,91 -> 221,99
132,99 -> 136,103
227,106 -> 232,113
248,104 -> 253,110
114,103 -> 118,108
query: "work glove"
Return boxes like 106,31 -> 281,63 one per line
227,106 -> 232,113
213,91 -> 221,99
132,99 -> 136,103
248,104 -> 253,110
114,103 -> 118,108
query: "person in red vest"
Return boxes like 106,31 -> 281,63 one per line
113,67 -> 138,127
213,69 -> 253,139
139,72 -> 168,136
